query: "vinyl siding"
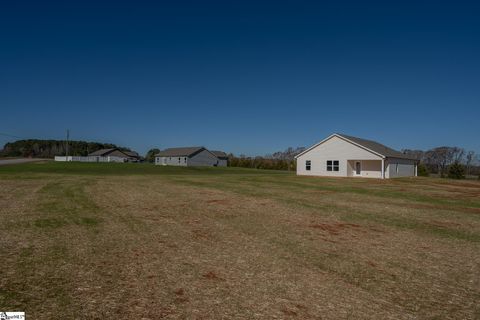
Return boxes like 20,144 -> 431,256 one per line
155,150 -> 226,167
386,158 -> 416,178
296,135 -> 382,177
217,159 -> 228,167
155,156 -> 188,166
188,149 -> 219,166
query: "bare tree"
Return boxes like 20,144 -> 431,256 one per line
452,147 -> 465,163
465,151 -> 476,175
424,147 -> 464,177
402,149 -> 424,161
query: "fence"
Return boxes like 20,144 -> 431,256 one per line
54,156 -> 126,163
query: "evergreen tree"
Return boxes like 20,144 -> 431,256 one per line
447,161 -> 466,179
417,163 -> 429,177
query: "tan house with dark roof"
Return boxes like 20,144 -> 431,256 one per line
155,147 -> 227,167
295,133 -> 417,179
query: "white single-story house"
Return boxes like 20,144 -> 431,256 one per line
295,133 -> 418,179
155,147 -> 227,167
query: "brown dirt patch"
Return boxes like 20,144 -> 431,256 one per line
309,222 -> 361,235
281,307 -> 298,316
202,271 -> 223,280
206,199 -> 230,205
174,288 -> 185,296
429,220 -> 462,228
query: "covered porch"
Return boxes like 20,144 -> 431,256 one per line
347,159 -> 385,178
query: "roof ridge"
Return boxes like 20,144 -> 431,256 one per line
295,133 -> 416,160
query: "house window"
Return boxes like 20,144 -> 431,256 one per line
184,157 -> 187,162
306,160 -> 311,171
327,160 -> 339,171
178,157 -> 181,163
395,163 -> 399,173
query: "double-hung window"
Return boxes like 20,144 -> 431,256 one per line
306,160 -> 311,171
327,160 -> 339,171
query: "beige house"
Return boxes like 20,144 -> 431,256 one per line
295,133 -> 417,179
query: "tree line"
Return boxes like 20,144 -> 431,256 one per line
227,147 -> 306,171
402,147 -> 479,178
0,139 -> 132,158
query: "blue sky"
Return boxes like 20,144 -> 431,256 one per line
1,0 -> 479,156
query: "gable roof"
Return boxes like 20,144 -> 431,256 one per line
295,133 -> 416,160
88,148 -> 138,158
210,150 -> 228,159
123,151 -> 140,158
88,148 -> 118,156
155,147 -> 206,157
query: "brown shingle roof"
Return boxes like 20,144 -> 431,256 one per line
155,147 -> 205,157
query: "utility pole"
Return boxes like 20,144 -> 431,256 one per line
66,129 -> 70,158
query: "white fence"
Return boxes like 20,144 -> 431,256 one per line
54,156 -> 126,163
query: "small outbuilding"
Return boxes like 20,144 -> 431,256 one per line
155,147 -> 226,167
295,133 -> 417,179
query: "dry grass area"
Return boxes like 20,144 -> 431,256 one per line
0,163 -> 479,319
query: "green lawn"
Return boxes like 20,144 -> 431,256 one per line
0,162 -> 479,319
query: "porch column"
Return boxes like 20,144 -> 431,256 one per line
381,159 -> 385,179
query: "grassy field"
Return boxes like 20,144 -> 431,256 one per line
0,162 -> 479,319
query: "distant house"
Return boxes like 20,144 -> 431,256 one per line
210,150 -> 228,167
88,148 -> 141,162
155,147 -> 227,167
295,133 -> 417,179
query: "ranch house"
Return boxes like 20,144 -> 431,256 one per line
295,133 -> 418,179
155,147 -> 227,167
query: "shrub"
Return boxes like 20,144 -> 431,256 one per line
145,148 -> 160,163
447,161 -> 466,179
417,163 -> 429,177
